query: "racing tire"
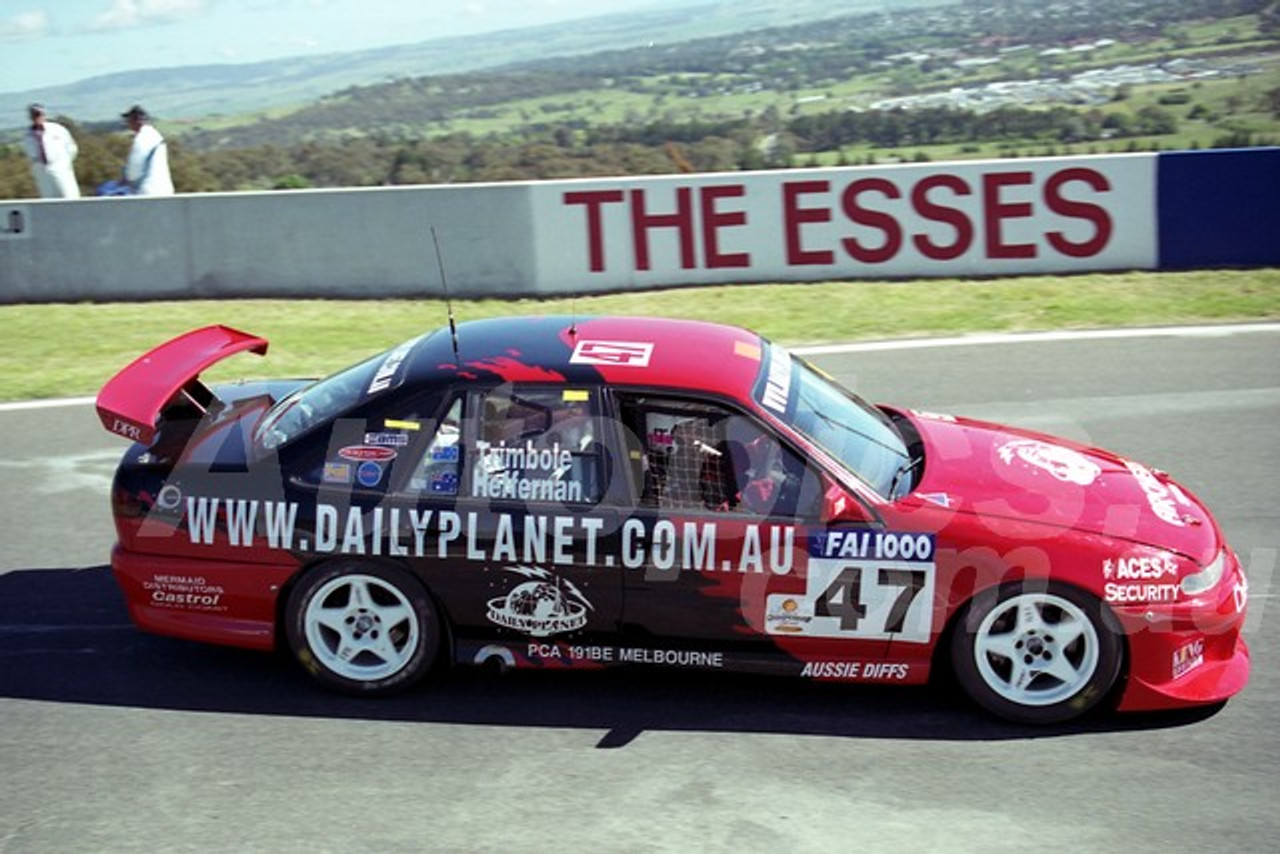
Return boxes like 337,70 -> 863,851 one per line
950,581 -> 1122,724
285,562 -> 441,696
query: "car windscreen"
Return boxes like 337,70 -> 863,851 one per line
754,343 -> 910,499
255,334 -> 426,451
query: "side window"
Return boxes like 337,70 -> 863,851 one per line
619,395 -> 820,519
468,386 -> 602,505
405,396 -> 463,496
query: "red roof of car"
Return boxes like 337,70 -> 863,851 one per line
416,315 -> 770,403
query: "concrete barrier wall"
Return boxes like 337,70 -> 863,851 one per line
1,148 -> 1276,304
0,183 -> 538,302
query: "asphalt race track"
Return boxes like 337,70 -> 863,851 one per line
1,325 -> 1277,853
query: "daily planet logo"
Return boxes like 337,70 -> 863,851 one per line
487,565 -> 594,636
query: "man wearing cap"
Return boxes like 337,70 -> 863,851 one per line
121,105 -> 174,196
21,104 -> 81,199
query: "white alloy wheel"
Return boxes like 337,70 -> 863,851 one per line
972,592 -> 1099,707
286,563 -> 439,695
951,582 -> 1122,724
304,573 -> 420,682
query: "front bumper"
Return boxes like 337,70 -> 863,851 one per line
1114,554 -> 1250,712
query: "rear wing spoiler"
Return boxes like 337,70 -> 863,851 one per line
96,325 -> 269,443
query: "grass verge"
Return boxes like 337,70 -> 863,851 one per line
1,268 -> 1277,402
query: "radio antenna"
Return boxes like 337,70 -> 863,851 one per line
430,225 -> 460,362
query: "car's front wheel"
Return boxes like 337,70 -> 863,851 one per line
285,562 -> 440,695
951,581 -> 1122,724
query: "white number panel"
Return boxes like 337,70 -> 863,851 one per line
765,530 -> 936,643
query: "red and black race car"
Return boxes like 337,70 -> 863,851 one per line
96,317 -> 1249,723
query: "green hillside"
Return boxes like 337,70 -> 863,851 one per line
1,0 -> 1276,197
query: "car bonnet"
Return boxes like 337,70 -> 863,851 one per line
904,410 -> 1222,564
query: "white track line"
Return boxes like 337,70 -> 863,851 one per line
791,322 -> 1280,356
3,322 -> 1278,412
0,395 -> 96,412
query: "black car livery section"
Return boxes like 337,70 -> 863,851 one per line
178,498 -> 800,575
485,565 -> 593,636
97,316 -> 1250,722
455,638 -> 916,683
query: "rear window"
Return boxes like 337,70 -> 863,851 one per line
255,334 -> 428,450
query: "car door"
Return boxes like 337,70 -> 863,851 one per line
603,393 -> 832,664
607,389 -> 935,681
382,383 -> 625,668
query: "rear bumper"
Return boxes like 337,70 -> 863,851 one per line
112,544 -> 297,651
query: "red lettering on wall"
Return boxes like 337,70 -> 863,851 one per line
631,187 -> 697,270
841,178 -> 903,264
565,165 -> 1117,275
564,190 -> 625,272
1044,168 -> 1112,257
912,174 -> 974,261
783,180 -> 835,265
983,171 -> 1036,259
700,184 -> 751,269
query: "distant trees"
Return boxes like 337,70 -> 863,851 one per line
0,93 -> 1257,200
0,146 -> 35,199
787,105 -> 1129,151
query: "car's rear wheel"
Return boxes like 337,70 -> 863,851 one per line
285,562 -> 440,695
951,581 -> 1122,724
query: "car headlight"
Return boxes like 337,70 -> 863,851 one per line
1181,549 -> 1226,596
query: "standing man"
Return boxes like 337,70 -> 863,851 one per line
22,104 -> 81,199
121,105 -> 174,196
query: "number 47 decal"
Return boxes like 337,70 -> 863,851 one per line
816,567 -> 927,634
767,559 -> 935,643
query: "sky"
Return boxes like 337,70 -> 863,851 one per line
0,0 -> 691,93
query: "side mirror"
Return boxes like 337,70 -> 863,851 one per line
822,481 -> 873,524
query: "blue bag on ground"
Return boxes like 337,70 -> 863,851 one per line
96,179 -> 133,196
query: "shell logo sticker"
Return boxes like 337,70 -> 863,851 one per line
766,597 -> 808,633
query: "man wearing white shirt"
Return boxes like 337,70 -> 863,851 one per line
22,104 -> 81,199
121,105 -> 175,196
